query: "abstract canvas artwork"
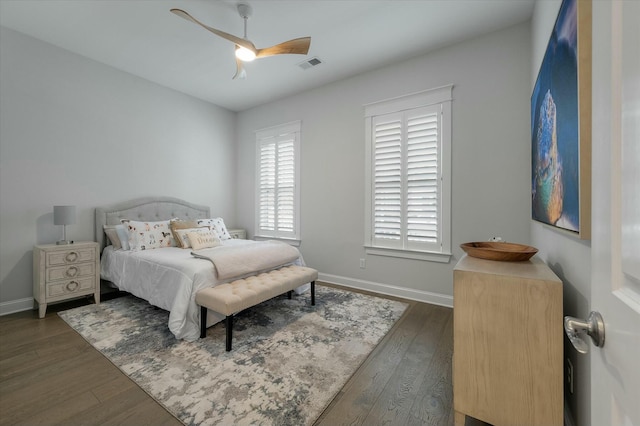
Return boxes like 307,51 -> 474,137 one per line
531,0 -> 591,239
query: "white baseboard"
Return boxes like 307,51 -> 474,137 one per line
0,276 -> 453,316
318,273 -> 453,308
0,297 -> 34,316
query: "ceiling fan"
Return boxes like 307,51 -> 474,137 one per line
171,3 -> 311,79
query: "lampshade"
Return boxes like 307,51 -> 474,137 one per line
53,205 -> 76,226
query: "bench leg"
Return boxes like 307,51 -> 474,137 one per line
226,314 -> 233,351
287,290 -> 292,300
311,281 -> 315,306
200,306 -> 207,338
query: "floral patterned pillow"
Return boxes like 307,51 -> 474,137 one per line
195,218 -> 232,240
121,219 -> 175,251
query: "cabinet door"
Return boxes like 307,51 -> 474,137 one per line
453,265 -> 562,425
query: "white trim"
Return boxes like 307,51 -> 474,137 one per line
0,297 -> 34,316
254,121 -> 301,240
318,272 -> 453,308
364,84 -> 453,117
255,120 -> 301,139
614,288 -> 640,314
364,85 -> 453,261
364,246 -> 452,263
440,99 -> 452,255
253,235 -> 301,247
364,115 -> 374,247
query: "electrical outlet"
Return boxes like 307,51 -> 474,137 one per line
359,258 -> 366,269
567,358 -> 574,394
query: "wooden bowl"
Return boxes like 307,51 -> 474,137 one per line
460,242 -> 538,262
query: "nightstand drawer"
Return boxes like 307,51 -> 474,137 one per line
46,247 -> 95,266
46,277 -> 95,299
46,262 -> 95,282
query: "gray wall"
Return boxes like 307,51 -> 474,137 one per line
236,22 -> 532,304
0,27 -> 237,313
530,1 -> 592,425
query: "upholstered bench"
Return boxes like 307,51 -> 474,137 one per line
196,265 -> 318,351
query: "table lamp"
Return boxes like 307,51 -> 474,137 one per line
54,205 -> 76,245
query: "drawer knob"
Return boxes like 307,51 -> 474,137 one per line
65,266 -> 78,277
66,281 -> 79,292
65,251 -> 79,263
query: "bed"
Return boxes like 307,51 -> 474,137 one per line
95,196 -> 307,342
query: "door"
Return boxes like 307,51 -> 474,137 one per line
591,1 -> 640,425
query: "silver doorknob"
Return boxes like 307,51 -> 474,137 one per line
564,311 -> 605,354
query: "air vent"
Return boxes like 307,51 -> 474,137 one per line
298,57 -> 323,70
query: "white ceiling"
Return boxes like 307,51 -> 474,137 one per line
0,0 -> 534,112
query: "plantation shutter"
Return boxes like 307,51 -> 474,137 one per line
256,122 -> 300,239
258,140 -> 276,232
406,106 -> 440,250
372,113 -> 403,247
371,105 -> 441,251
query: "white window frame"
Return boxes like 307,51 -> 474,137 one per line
364,85 -> 452,263
254,121 -> 301,244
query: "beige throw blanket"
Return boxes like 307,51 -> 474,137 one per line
191,240 -> 300,280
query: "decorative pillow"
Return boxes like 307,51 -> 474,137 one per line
196,218 -> 232,240
188,229 -> 222,250
169,219 -> 200,248
115,225 -> 131,250
175,227 -> 211,249
121,219 -> 175,251
103,224 -> 130,250
103,225 -> 122,250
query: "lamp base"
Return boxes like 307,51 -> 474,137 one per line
56,240 -> 73,245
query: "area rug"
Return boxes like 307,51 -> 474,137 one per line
59,285 -> 408,425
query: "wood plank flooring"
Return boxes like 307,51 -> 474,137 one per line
0,284 -> 457,426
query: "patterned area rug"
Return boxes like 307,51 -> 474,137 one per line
59,285 -> 407,425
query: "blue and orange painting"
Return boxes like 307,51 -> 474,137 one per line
531,0 -> 580,233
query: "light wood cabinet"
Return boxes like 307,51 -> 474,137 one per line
33,242 -> 100,318
453,255 -> 563,426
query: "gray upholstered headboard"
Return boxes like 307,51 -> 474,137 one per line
95,196 -> 210,251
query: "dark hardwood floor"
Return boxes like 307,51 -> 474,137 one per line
0,284 -> 456,426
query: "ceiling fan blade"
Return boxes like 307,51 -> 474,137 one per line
170,8 -> 256,53
233,56 -> 247,80
256,37 -> 311,58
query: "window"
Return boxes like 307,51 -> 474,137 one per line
364,86 -> 452,262
255,121 -> 301,242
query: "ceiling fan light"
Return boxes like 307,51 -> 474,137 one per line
235,46 -> 256,62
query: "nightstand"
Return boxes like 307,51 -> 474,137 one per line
228,229 -> 247,239
33,241 -> 100,318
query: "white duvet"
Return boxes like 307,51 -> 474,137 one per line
191,240 -> 300,280
100,239 -> 306,341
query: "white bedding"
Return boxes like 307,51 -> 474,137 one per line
100,239 -> 307,341
191,240 -> 300,280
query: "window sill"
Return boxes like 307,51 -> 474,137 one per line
364,246 -> 452,263
254,235 -> 301,247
